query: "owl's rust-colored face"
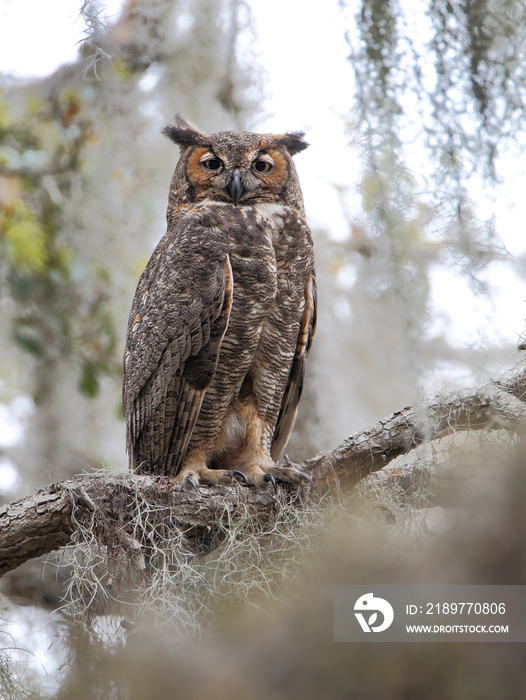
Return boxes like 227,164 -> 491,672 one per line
184,143 -> 292,206
163,115 -> 309,215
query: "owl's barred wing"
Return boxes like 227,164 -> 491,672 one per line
123,220 -> 233,476
271,274 -> 317,463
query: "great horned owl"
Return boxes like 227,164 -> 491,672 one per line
123,115 -> 316,489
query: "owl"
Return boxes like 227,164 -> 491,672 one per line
123,115 -> 316,489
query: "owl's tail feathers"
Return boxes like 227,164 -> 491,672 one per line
271,358 -> 305,463
163,380 -> 205,477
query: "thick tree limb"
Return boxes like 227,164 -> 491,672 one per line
0,475 -> 279,578
2,361 -> 526,578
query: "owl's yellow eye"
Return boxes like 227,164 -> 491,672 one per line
252,159 -> 272,173
202,158 -> 223,171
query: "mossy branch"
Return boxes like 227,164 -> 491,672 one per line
1,360 -> 526,577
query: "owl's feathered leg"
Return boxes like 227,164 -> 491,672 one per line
175,401 -> 311,490
230,401 -> 312,489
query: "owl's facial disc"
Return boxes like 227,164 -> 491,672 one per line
187,145 -> 287,205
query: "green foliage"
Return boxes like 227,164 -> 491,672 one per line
1,201 -> 48,273
0,89 -> 119,402
79,360 -> 102,398
0,91 -> 10,130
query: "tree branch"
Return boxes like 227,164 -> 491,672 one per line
2,360 -> 526,577
303,361 -> 526,484
0,475 -> 279,578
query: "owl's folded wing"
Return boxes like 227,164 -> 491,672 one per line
123,223 -> 233,477
271,274 -> 317,463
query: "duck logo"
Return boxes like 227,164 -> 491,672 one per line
354,592 -> 394,633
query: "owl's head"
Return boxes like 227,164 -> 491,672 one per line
163,115 -> 309,219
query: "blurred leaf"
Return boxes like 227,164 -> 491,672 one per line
12,329 -> 45,358
116,401 -> 125,421
113,59 -> 135,82
4,218 -> 48,273
0,89 -> 9,129
79,360 -> 100,398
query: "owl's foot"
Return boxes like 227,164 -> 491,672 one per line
262,464 -> 313,487
237,463 -> 312,490
175,458 -> 311,491
177,465 -> 248,490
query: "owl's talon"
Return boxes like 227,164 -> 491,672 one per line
299,471 -> 313,485
262,465 -> 313,488
185,474 -> 199,490
228,469 -> 249,485
263,473 -> 277,491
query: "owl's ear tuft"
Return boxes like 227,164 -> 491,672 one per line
163,114 -> 206,148
275,131 -> 309,156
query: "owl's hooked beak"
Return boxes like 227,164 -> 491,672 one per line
227,170 -> 244,207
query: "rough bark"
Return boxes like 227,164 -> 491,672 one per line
0,475 -> 280,578
1,360 -> 526,577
